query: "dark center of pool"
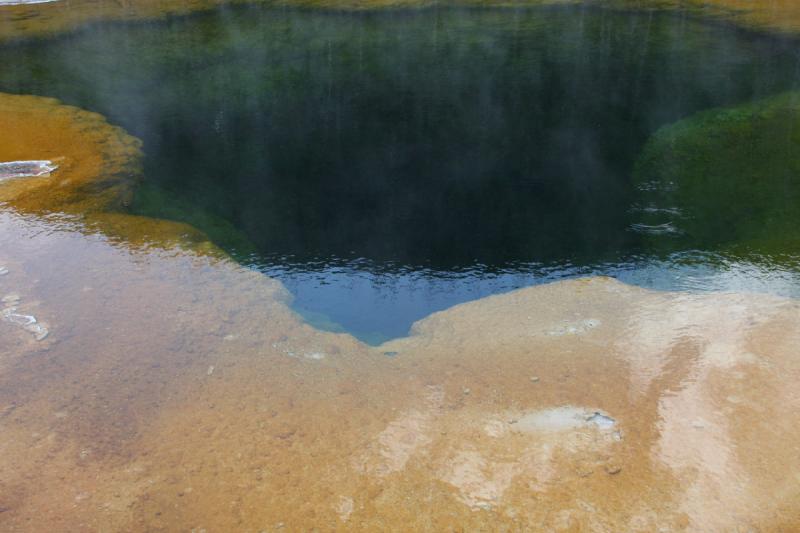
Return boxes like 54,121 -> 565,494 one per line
1,5 -> 799,343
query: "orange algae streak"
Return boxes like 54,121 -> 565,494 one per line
3,0 -> 800,45
629,0 -> 800,34
692,0 -> 800,33
0,93 -> 141,214
0,93 -> 222,252
0,0 -> 431,42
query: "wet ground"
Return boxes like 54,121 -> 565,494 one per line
2,1 -> 800,531
2,207 -> 800,531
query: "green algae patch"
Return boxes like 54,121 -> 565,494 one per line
634,92 -> 800,254
131,182 -> 257,259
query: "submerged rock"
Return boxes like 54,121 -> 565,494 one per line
0,160 -> 57,181
586,412 -> 616,430
2,293 -> 20,305
1,306 -> 49,341
2,309 -> 35,327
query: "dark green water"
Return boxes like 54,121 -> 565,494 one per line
1,5 -> 800,343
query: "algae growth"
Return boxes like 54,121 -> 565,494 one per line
0,92 -> 225,253
0,93 -> 141,214
635,92 -> 800,254
3,0 -> 800,45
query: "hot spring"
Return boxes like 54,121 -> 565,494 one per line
1,4 -> 799,342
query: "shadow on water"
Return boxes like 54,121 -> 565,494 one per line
0,4 -> 799,341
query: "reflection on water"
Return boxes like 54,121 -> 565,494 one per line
1,5 -> 799,340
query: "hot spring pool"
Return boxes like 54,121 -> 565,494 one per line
2,4 -> 799,342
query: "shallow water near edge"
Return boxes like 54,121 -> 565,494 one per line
2,4 -> 800,341
2,206 -> 800,531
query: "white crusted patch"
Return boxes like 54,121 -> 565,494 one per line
509,407 -> 615,434
334,496 -> 354,521
0,0 -> 60,5
0,160 -> 57,180
547,318 -> 600,336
